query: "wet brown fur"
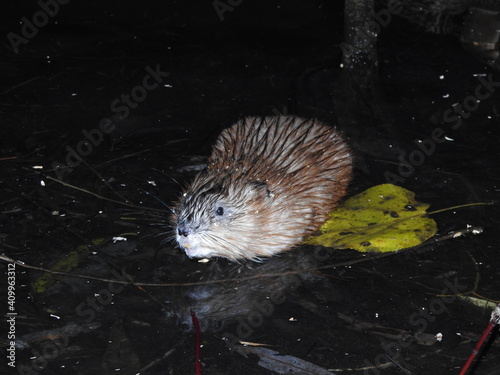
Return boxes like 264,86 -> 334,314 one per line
172,116 -> 352,261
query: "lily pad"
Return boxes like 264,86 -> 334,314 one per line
305,184 -> 437,253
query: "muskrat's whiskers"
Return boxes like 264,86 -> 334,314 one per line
137,187 -> 175,215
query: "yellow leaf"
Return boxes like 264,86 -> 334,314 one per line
304,184 -> 437,253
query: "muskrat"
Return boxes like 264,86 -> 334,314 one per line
171,116 -> 352,261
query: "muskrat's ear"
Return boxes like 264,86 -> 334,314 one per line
248,181 -> 273,199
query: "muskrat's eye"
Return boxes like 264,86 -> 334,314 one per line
215,206 -> 224,216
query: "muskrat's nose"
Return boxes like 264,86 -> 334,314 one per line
177,222 -> 190,237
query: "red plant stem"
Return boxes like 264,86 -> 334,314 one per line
191,310 -> 202,375
458,303 -> 500,375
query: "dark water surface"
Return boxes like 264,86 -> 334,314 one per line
1,1 -> 499,374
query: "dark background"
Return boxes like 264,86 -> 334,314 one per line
1,1 -> 499,374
